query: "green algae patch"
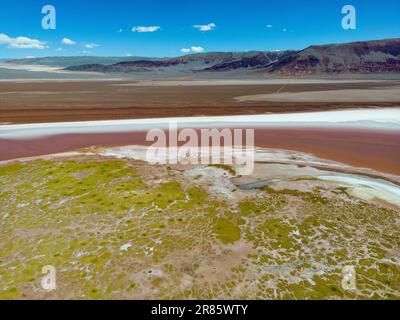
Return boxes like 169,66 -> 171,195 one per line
0,287 -> 21,300
0,157 -> 399,300
238,194 -> 287,216
214,218 -> 241,244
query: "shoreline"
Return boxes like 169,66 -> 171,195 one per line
1,145 -> 399,209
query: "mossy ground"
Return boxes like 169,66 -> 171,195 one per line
0,157 -> 399,299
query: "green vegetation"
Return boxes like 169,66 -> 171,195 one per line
214,218 -> 241,244
0,158 -> 399,300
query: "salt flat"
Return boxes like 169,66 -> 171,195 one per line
1,107 -> 400,139
236,87 -> 400,102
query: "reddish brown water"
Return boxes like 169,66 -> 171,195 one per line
1,127 -> 399,175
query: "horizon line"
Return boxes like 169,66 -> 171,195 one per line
1,37 -> 399,60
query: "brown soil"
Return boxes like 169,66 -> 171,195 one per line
1,80 -> 399,124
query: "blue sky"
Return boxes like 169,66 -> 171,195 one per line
0,0 -> 399,58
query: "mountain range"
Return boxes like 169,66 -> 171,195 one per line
4,38 -> 400,78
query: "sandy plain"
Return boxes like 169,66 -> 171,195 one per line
1,79 -> 399,124
236,87 -> 400,103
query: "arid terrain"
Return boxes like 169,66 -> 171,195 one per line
0,79 -> 399,124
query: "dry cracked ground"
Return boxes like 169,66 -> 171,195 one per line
0,153 -> 399,300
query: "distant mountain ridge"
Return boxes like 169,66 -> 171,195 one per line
64,52 -> 268,74
5,56 -> 152,68
200,51 -> 296,72
261,38 -> 400,75
6,38 -> 400,77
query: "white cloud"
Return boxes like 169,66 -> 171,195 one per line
266,24 -> 272,28
0,33 -> 47,49
191,46 -> 204,53
180,46 -> 205,54
61,38 -> 76,45
283,28 -> 287,32
193,23 -> 216,31
55,47 -> 64,52
132,26 -> 160,33
85,43 -> 99,49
